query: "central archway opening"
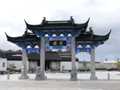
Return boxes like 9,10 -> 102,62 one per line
44,33 -> 71,72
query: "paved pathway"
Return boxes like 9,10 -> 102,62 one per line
0,80 -> 120,90
0,72 -> 120,90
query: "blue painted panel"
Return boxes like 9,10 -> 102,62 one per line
76,48 -> 91,53
26,48 -> 40,54
48,36 -> 67,40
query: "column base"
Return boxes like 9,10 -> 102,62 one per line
70,71 -> 77,81
90,75 -> 98,80
35,67 -> 47,80
35,73 -> 47,80
19,74 -> 29,79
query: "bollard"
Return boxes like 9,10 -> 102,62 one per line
7,70 -> 10,80
107,72 -> 110,80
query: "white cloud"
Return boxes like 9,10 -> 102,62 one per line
0,0 -> 119,59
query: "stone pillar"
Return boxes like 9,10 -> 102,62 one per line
60,62 -> 63,72
70,37 -> 77,81
90,48 -> 97,80
19,49 -> 29,79
35,37 -> 47,80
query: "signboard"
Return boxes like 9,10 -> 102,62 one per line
49,40 -> 67,46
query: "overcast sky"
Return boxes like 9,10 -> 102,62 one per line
0,0 -> 120,60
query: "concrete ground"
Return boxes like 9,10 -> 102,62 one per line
0,71 -> 120,90
0,80 -> 120,90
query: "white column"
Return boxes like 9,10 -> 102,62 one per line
70,37 -> 77,81
35,37 -> 47,80
90,48 -> 97,80
19,49 -> 29,79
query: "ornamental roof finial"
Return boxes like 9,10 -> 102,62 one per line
70,16 -> 74,24
42,17 -> 46,24
89,27 -> 94,34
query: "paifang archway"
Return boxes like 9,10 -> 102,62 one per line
5,17 -> 111,80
